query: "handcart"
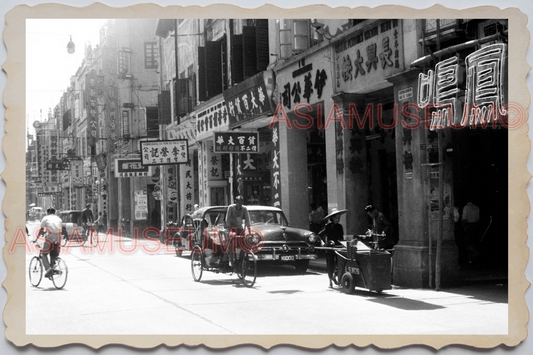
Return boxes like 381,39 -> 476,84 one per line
335,239 -> 392,294
317,235 -> 392,294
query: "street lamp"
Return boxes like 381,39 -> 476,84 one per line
67,35 -> 75,54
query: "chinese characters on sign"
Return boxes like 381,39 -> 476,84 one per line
206,141 -> 223,181
86,69 -> 99,147
70,160 -> 84,187
417,44 -> 507,129
271,124 -> 281,208
197,101 -> 229,138
180,161 -> 195,214
114,158 -> 151,178
140,140 -> 189,165
213,132 -> 259,154
335,20 -> 402,91
223,71 -> 273,125
281,64 -> 328,110
134,190 -> 148,221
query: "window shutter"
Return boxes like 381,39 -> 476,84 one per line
231,34 -> 244,84
243,26 -> 258,78
255,19 -> 269,71
205,41 -> 223,99
198,46 -> 206,101
158,90 -> 171,124
146,107 -> 159,138
177,78 -> 189,115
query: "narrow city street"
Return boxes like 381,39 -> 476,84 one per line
26,222 -> 507,336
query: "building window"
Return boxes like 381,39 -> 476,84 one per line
118,50 -> 130,76
144,42 -> 159,69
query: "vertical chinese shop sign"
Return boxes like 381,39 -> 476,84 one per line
86,69 -> 98,148
271,123 -> 281,208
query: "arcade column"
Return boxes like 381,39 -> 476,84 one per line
331,92 -> 369,235
388,69 -> 459,288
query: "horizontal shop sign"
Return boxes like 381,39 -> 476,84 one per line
140,139 -> 189,166
46,160 -> 71,171
114,158 -> 151,178
37,192 -> 56,197
420,143 -> 438,150
213,132 -> 259,154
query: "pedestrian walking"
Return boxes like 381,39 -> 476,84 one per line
318,207 -> 347,288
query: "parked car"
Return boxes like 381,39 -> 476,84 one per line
59,210 -> 83,245
175,205 -> 319,273
28,207 -> 45,221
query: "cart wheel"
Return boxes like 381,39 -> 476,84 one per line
340,272 -> 355,294
191,246 -> 204,282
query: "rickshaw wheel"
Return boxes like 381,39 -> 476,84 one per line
341,272 -> 355,294
191,246 -> 204,282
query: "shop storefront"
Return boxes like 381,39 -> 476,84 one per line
196,95 -> 230,208
223,70 -> 276,206
272,45 -> 336,230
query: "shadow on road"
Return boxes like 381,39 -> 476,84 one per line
366,294 -> 446,310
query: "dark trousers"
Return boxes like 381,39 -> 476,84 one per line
326,250 -> 336,281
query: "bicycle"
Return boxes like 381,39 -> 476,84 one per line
84,222 -> 98,247
29,240 -> 68,289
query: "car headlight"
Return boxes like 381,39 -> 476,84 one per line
248,233 -> 260,244
306,232 -> 318,243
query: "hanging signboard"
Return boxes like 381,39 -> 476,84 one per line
114,158 -> 151,178
140,139 -> 189,166
213,131 -> 259,153
223,71 -> 274,126
134,190 -> 148,220
70,159 -> 84,187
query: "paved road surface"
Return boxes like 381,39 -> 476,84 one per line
25,222 -> 507,335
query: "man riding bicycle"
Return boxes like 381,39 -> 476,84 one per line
80,203 -> 94,239
225,195 -> 251,267
34,207 -> 63,279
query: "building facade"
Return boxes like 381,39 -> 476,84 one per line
27,18 -> 508,288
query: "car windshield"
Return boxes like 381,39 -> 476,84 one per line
249,210 -> 288,226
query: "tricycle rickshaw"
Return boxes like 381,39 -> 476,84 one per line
190,221 -> 260,287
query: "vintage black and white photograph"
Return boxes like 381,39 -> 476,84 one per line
1,0 -> 531,353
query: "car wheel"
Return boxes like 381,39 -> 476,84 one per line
294,260 -> 309,273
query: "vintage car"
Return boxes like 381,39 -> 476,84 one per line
174,205 -> 319,272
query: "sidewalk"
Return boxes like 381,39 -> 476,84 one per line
308,253 -> 508,287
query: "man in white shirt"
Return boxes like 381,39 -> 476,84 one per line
35,207 -> 63,278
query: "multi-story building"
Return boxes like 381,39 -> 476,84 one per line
30,17 -> 508,288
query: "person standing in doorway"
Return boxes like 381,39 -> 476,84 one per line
365,205 -> 394,249
462,200 -> 481,263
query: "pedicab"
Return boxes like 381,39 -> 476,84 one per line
190,222 -> 259,287
318,233 -> 392,294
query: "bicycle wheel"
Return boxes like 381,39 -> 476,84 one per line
28,256 -> 43,287
91,229 -> 98,247
191,246 -> 203,282
240,253 -> 257,287
51,258 -> 68,289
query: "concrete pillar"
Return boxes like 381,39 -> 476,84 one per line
279,122 -> 308,230
331,93 -> 369,235
388,69 -> 459,288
